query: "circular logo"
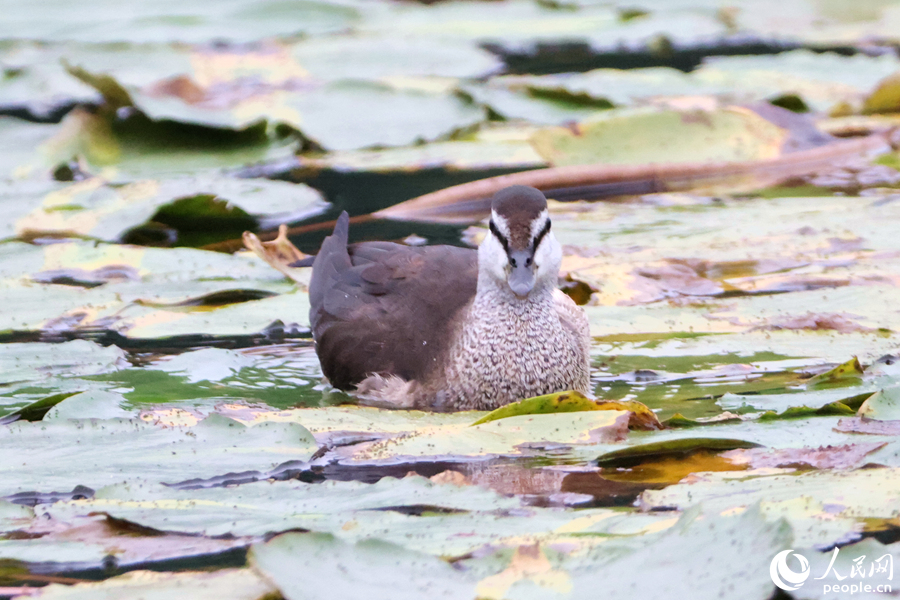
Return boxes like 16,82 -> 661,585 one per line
770,550 -> 810,591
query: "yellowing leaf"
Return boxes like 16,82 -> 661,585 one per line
476,544 -> 572,599
863,71 -> 900,114
806,356 -> 864,386
472,390 -> 662,431
529,106 -> 787,167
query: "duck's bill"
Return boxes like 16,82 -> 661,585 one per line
508,264 -> 535,296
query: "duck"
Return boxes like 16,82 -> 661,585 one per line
308,185 -> 591,411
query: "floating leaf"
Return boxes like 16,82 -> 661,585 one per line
67,48 -> 486,150
0,392 -> 79,425
857,385 -> 900,420
26,569 -> 277,600
472,390 -> 661,431
835,417 -> 900,435
805,356 -> 864,386
1,1 -> 359,44
250,532 -> 477,600
492,506 -> 790,600
482,51 -> 900,119
863,72 -> 900,115
721,442 -> 887,470
238,406 -> 633,463
0,414 -> 318,498
12,175 -> 328,243
595,437 -> 762,467
529,107 -> 787,167
640,468 -> 900,549
45,476 -> 521,538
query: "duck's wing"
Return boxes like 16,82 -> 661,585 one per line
309,212 -> 478,390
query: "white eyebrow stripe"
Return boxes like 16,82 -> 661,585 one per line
530,209 -> 549,241
491,210 -> 511,239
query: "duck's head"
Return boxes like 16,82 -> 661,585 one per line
479,185 -> 561,298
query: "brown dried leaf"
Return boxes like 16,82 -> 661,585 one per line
757,312 -> 873,333
721,442 -> 886,470
242,224 -> 310,285
835,417 -> 900,435
429,470 -> 472,486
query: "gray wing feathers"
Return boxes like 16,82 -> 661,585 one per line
309,213 -> 477,390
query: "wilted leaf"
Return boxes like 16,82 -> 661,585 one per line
835,417 -> 900,435
242,225 -> 310,286
721,442 -> 886,470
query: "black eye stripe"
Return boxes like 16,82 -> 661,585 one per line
532,219 -> 551,252
489,220 -> 509,253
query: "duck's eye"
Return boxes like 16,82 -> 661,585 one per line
525,257 -> 532,267
510,257 -> 517,267
489,220 -> 509,253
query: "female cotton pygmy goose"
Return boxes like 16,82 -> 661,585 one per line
309,185 -> 591,411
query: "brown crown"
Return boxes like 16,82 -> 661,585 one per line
491,186 -> 547,250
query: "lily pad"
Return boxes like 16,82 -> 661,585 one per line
472,390 -> 662,430
641,468 -> 900,526
857,386 -> 900,420
12,175 -> 328,242
718,386 -> 876,414
250,531 -> 478,600
238,405 -> 633,463
530,106 -> 789,168
67,49 -> 486,150
27,568 -> 277,600
0,0 -> 360,44
44,475 -> 522,538
806,356 -> 865,386
495,505 -> 790,600
0,414 -> 317,498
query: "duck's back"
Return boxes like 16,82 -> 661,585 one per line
309,212 -> 477,390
